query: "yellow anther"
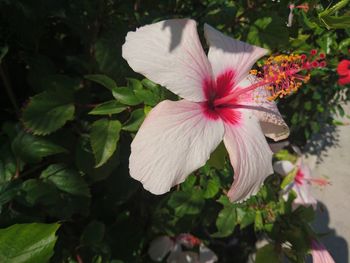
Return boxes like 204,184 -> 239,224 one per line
250,69 -> 258,75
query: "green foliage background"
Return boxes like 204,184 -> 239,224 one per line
0,0 -> 349,262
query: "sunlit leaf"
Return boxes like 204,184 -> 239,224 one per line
0,223 -> 60,263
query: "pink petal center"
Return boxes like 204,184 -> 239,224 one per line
201,69 -> 241,124
295,168 -> 304,185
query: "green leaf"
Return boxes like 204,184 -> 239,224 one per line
0,181 -> 22,208
240,210 -> 256,229
254,211 -> 264,231
339,38 -> 350,53
81,221 -> 105,246
207,142 -> 227,169
141,79 -> 159,90
41,164 -> 90,197
75,135 -> 119,183
90,119 -> 122,167
304,101 -> 312,111
213,205 -> 237,237
181,175 -> 197,191
134,88 -> 159,106
85,74 -> 117,91
0,143 -> 17,183
168,190 -> 204,217
89,100 -> 127,115
127,78 -> 143,90
255,244 -> 281,263
319,0 -> 349,17
12,131 -> 67,163
280,169 -> 297,189
144,105 -> 152,115
22,87 -> 75,135
21,179 -> 58,205
217,195 -> 231,206
312,92 -> 322,100
129,78 -> 159,106
0,223 -> 60,263
122,109 -> 145,132
248,14 -> 289,48
318,0 -> 350,29
320,14 -> 350,29
203,178 -> 220,199
301,12 -> 321,31
274,150 -> 297,163
111,87 -> 141,106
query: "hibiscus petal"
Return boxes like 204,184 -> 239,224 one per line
311,240 -> 335,263
293,162 -> 317,210
148,236 -> 174,262
199,244 -> 218,263
224,110 -> 273,202
129,100 -> 224,194
293,183 -> 317,211
338,75 -> 350,86
167,244 -> 199,263
204,24 -> 268,86
237,76 -> 290,141
269,141 -> 290,153
122,19 -> 212,102
337,60 -> 350,76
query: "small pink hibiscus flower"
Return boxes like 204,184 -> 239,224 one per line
122,19 -> 291,202
148,234 -> 217,263
274,158 -> 330,210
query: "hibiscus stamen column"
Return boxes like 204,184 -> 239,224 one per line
214,52 -> 326,106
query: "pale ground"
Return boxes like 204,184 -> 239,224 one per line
305,103 -> 350,263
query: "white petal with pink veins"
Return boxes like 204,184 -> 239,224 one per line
129,100 -> 224,195
204,24 -> 268,87
122,19 -> 212,102
237,76 -> 290,141
224,110 -> 273,202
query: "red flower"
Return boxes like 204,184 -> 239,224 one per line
337,59 -> 350,85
